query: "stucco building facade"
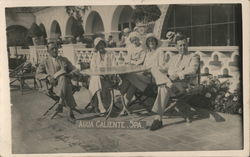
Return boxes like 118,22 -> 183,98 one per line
5,4 -> 242,92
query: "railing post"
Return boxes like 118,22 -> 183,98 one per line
29,46 -> 38,66
9,46 -> 17,58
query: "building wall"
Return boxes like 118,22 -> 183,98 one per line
34,6 -> 69,39
6,12 -> 35,29
83,5 -> 120,40
6,5 -> 241,47
6,5 -> 167,41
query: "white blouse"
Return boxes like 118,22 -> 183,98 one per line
90,51 -> 115,69
143,48 -> 165,68
125,45 -> 146,65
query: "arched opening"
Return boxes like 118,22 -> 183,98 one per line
50,20 -> 61,41
213,55 -> 219,62
204,67 -> 209,74
161,4 -> 241,46
85,11 -> 104,38
111,6 -> 134,40
39,23 -> 47,38
6,25 -> 30,47
65,16 -> 84,38
112,6 -> 134,32
39,23 -> 47,45
223,68 -> 229,76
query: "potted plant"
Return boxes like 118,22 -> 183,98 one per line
132,5 -> 161,33
65,6 -> 90,41
27,23 -> 43,46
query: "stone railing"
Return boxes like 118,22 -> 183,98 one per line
28,45 -> 63,65
73,46 -> 240,79
73,46 -> 240,91
14,44 -> 240,86
9,46 -> 31,59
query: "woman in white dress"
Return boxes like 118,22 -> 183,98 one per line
120,33 -> 165,115
125,31 -> 146,65
88,37 -> 115,114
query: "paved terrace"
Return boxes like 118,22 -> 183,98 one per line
10,82 -> 243,154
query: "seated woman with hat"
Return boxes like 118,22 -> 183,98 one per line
124,31 -> 146,65
88,37 -> 115,115
119,33 -> 165,115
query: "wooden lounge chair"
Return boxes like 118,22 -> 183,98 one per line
9,62 -> 37,94
38,74 -> 83,120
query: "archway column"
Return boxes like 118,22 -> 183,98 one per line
153,5 -> 170,39
83,6 -> 118,40
108,31 -> 121,42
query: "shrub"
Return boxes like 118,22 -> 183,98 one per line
27,23 -> 43,38
132,5 -> 161,24
187,76 -> 242,114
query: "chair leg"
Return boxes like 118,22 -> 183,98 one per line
106,89 -> 115,120
10,78 -> 18,85
84,102 -> 93,110
174,103 -> 192,123
20,78 -> 23,95
34,78 -> 37,89
43,101 -> 58,116
72,108 -> 82,114
51,110 -> 60,119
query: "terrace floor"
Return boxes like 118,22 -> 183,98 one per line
10,81 -> 243,154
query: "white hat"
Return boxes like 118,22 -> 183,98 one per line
133,26 -> 138,31
145,33 -> 162,47
166,31 -> 175,39
145,33 -> 158,41
123,28 -> 130,33
128,31 -> 140,41
94,37 -> 104,47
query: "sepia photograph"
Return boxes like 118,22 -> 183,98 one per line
0,0 -> 249,156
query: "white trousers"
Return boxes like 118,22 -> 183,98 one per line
151,67 -> 187,115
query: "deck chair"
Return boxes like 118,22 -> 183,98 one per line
9,61 -> 37,94
163,73 -> 202,122
39,73 -> 83,119
128,73 -> 157,112
129,64 -> 201,122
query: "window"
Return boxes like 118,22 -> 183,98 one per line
161,4 -> 241,46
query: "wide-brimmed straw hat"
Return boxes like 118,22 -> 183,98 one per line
145,33 -> 162,48
166,31 -> 175,39
94,37 -> 105,48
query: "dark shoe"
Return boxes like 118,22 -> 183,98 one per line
68,117 -> 76,124
55,104 -> 63,113
68,112 -> 76,124
150,119 -> 163,131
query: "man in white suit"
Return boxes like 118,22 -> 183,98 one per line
150,34 -> 200,131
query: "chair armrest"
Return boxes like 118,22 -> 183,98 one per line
53,71 -> 67,79
184,73 -> 199,78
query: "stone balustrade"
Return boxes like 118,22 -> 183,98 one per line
10,44 -> 241,90
9,46 -> 30,59
73,46 -> 240,79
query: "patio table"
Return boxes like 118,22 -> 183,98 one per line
81,65 -> 150,120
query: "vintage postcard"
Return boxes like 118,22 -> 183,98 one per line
0,0 -> 249,156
